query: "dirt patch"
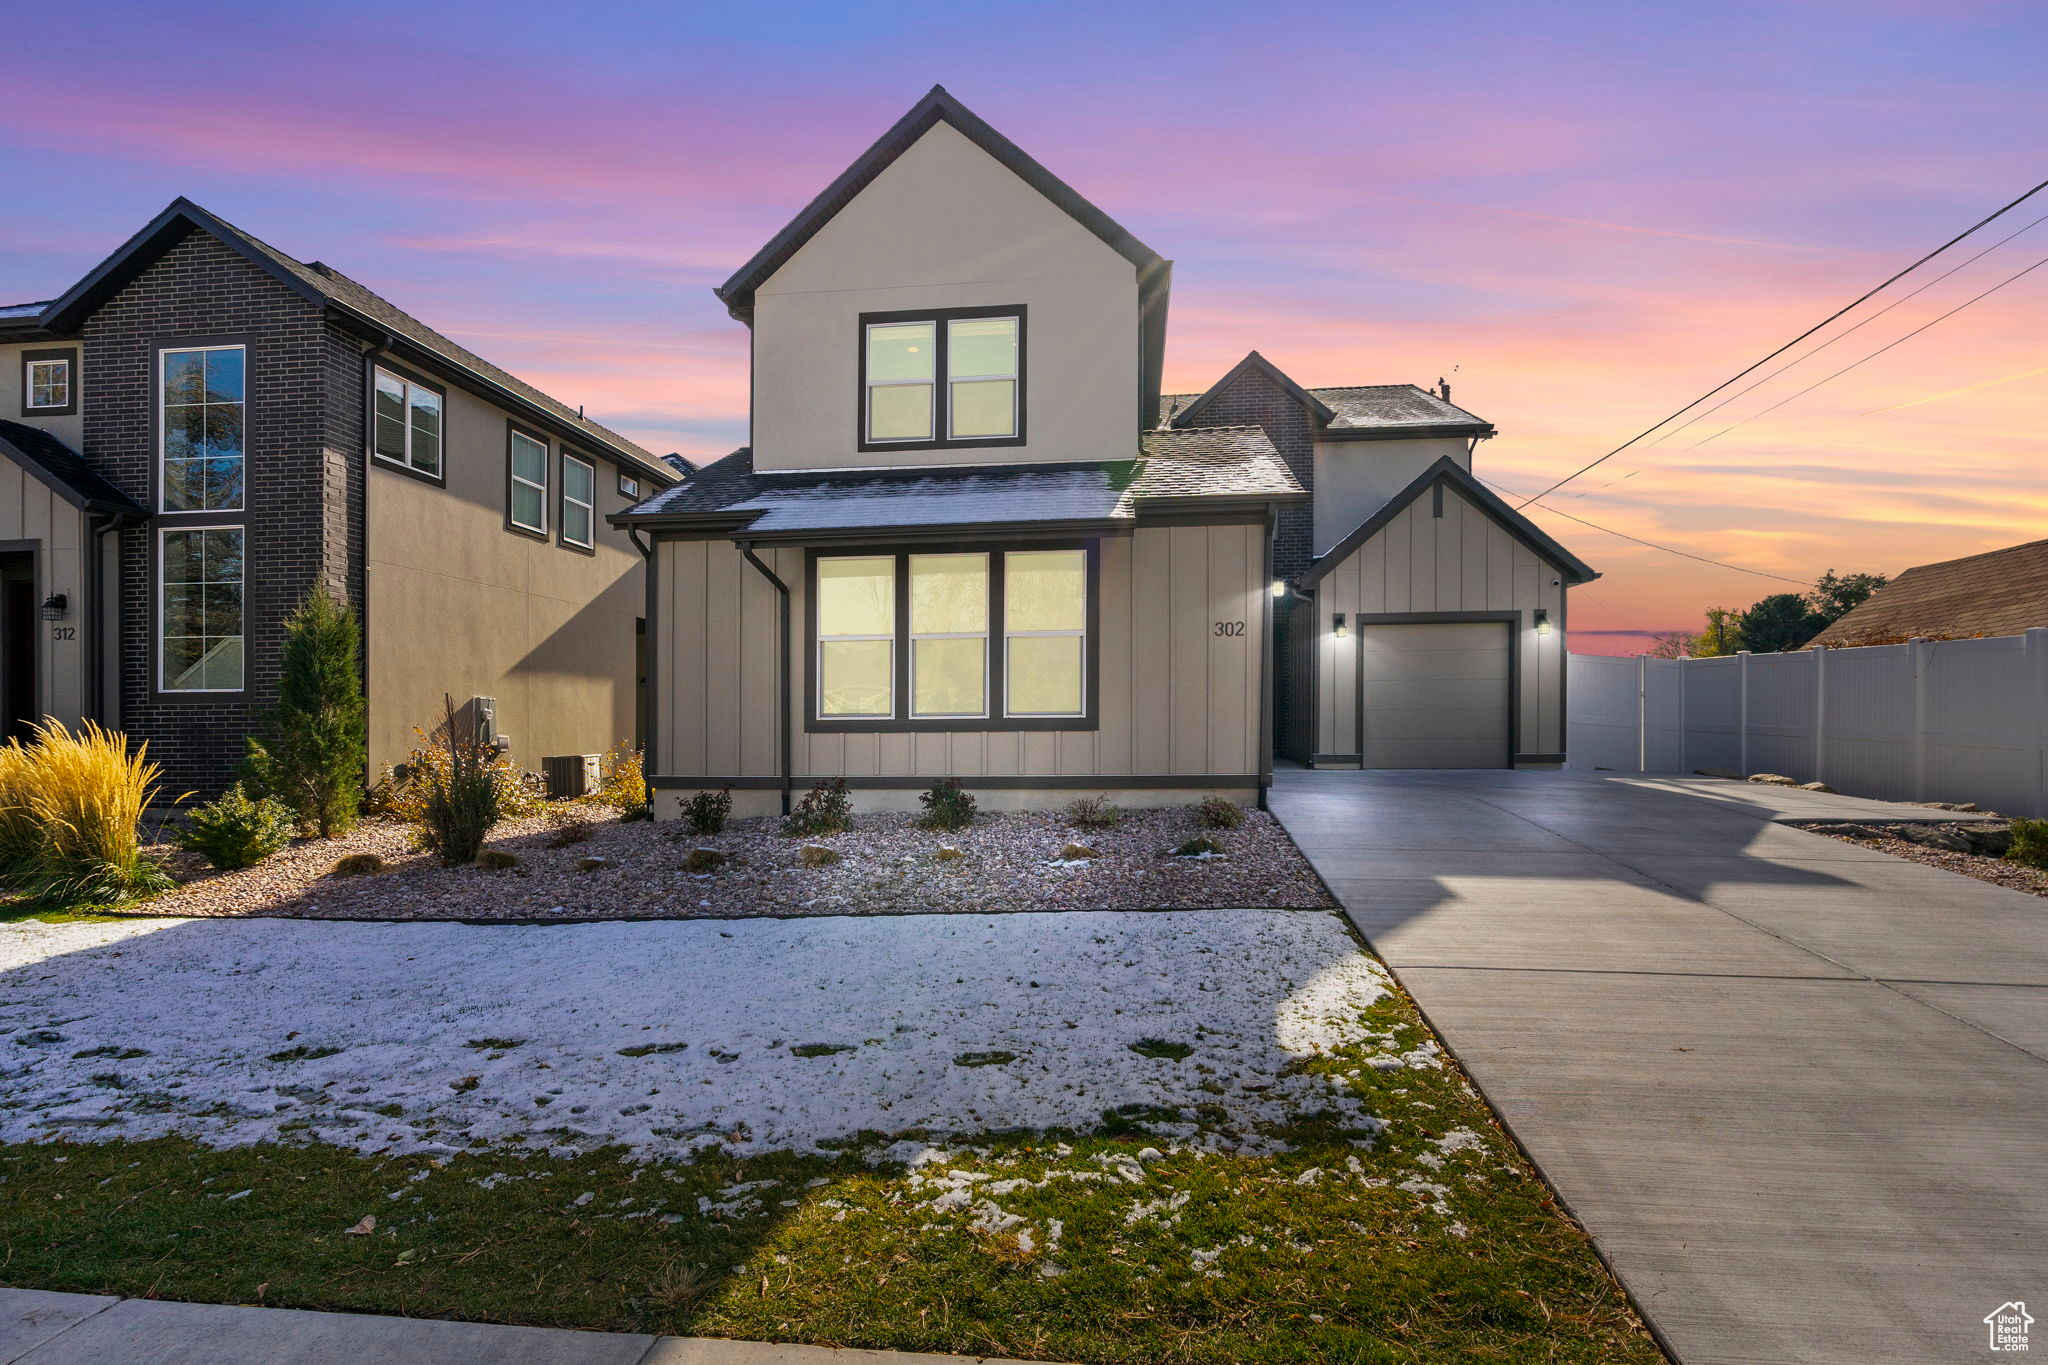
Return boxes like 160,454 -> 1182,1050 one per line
1791,818 -> 2048,899
130,805 -> 1335,921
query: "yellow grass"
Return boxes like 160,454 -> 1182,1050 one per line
0,740 -> 40,868
19,720 -> 165,895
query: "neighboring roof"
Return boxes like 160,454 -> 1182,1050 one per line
1808,539 -> 2048,645
614,427 -> 1303,541
0,300 -> 60,341
35,200 -> 674,485
1298,455 -> 1597,587
1166,351 -> 1335,429
0,420 -> 146,516
1161,376 -> 1494,440
0,301 -> 49,318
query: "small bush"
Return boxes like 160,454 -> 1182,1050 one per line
172,784 -> 296,871
685,848 -> 729,874
783,778 -> 852,838
413,697 -> 504,866
796,844 -> 840,868
475,849 -> 520,870
1172,834 -> 1227,858
331,852 -> 385,878
1064,795 -> 1124,831
1057,842 -> 1099,862
1195,795 -> 1245,830
241,587 -> 365,838
549,818 -> 595,848
16,720 -> 171,902
2006,817 -> 2048,870
932,846 -> 966,862
594,743 -> 645,810
916,777 -> 978,832
681,788 -> 733,836
575,856 -> 609,872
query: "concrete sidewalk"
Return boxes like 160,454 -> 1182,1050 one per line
0,1288 -> 1057,1365
1272,768 -> 2048,1365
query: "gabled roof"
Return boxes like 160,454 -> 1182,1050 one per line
0,420 -> 145,516
0,300 -> 60,342
35,199 -> 674,485
1808,538 -> 2048,645
1161,362 -> 1494,441
1298,455 -> 1596,587
1166,351 -> 1335,429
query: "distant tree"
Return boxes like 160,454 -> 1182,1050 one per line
1646,631 -> 1694,659
1691,607 -> 1743,657
1808,569 -> 1887,626
1736,593 -> 1824,653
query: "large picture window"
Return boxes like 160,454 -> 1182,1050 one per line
160,345 -> 245,512
373,367 -> 443,478
160,527 -> 244,692
859,306 -> 1023,452
809,545 -> 1092,730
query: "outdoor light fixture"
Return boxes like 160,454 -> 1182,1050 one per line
39,594 -> 66,622
1333,612 -> 1348,639
1534,608 -> 1551,635
1271,578 -> 1286,598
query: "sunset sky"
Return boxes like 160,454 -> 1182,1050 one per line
4,1 -> 2043,653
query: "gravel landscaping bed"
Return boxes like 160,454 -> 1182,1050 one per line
1793,817 -> 2048,898
135,805 -> 1334,920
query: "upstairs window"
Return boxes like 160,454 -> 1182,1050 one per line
23,350 -> 75,415
373,367 -> 443,478
560,453 -> 596,549
160,345 -> 244,512
507,427 -> 548,534
859,307 -> 1023,452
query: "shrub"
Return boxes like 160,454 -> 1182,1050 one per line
594,743 -> 646,810
1064,795 -> 1124,831
413,696 -> 505,866
1172,834 -> 1227,858
1057,842 -> 1099,862
796,844 -> 840,868
475,848 -> 520,870
2006,818 -> 2048,870
0,740 -> 42,873
331,852 -> 385,877
172,784 -> 296,871
783,778 -> 852,838
243,587 -> 366,838
916,777 -> 978,832
681,787 -> 733,836
1195,795 -> 1245,830
685,848 -> 729,874
549,818 -> 595,848
18,720 -> 172,902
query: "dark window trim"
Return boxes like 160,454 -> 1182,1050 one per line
153,523 -> 248,699
149,335 -> 251,702
504,420 -> 550,540
152,335 -> 252,519
21,347 -> 79,417
369,360 -> 448,488
803,539 -> 1099,734
618,471 -> 641,499
856,304 -> 1027,454
558,449 -> 598,554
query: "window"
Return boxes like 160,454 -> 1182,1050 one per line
23,351 -> 74,414
618,473 -> 640,499
508,427 -> 548,533
160,345 -> 245,512
561,453 -> 596,548
160,527 -> 244,692
809,546 -> 1092,729
372,367 -> 443,477
859,307 -> 1023,451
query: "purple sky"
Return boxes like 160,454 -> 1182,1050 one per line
6,0 -> 2045,649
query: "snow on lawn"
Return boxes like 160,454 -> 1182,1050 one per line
1,910 -> 1397,1160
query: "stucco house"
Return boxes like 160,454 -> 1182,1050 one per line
619,87 -> 1594,817
0,200 -> 675,791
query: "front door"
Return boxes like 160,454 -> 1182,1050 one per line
0,551 -> 37,742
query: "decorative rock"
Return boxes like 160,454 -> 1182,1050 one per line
1797,781 -> 1837,793
1747,773 -> 1799,787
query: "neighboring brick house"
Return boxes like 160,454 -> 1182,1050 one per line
0,200 -> 676,792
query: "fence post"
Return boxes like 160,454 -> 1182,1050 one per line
1738,650 -> 1752,776
2030,628 -> 2048,817
1909,637 -> 1929,801
1810,644 -> 1827,786
1636,652 -> 1648,774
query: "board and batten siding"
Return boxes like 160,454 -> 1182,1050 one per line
1314,481 -> 1566,758
653,524 -> 1265,807
0,460 -> 94,731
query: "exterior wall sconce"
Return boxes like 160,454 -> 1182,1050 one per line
1270,578 -> 1287,598
1534,608 -> 1551,635
39,594 -> 66,622
1333,612 -> 1348,639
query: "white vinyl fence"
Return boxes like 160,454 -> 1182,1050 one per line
1567,630 -> 2048,816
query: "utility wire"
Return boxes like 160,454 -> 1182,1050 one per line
1479,476 -> 1809,585
1514,174 -> 2048,508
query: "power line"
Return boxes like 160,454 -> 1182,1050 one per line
1514,174 -> 2048,509
1479,476 -> 1809,585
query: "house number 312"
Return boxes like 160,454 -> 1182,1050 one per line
50,626 -> 76,641
1212,620 -> 1246,637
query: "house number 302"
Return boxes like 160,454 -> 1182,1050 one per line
1212,620 -> 1246,637
51,626 -> 76,641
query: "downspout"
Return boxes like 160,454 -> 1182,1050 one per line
737,541 -> 793,816
1258,501 -> 1278,809
628,527 -> 657,812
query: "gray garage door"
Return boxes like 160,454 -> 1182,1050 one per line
1358,621 -> 1511,768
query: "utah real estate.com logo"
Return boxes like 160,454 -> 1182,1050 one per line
1985,1301 -> 2032,1353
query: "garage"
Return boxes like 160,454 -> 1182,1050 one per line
1357,620 -> 1511,768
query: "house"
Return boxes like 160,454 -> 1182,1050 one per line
1808,538 -> 2048,647
0,200 -> 675,791
617,87 -> 1594,818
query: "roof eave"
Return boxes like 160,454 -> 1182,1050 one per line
1321,422 -> 1495,443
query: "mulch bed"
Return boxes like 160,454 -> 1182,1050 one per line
131,804 -> 1336,921
1792,818 -> 2048,899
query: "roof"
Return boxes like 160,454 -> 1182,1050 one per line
1298,455 -> 1597,587
34,200 -> 673,485
0,420 -> 146,516
614,426 -> 1303,541
1165,352 -> 1334,429
1808,538 -> 2048,645
1161,376 -> 1493,440
0,301 -> 49,319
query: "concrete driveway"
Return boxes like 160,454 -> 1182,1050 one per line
1270,768 -> 2048,1365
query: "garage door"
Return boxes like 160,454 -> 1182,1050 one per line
1358,621 -> 1511,768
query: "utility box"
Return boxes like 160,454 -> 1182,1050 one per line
543,754 -> 602,800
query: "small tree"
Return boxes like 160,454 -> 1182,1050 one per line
1735,593 -> 1823,653
246,586 -> 366,837
1646,631 -> 1694,660
1808,569 -> 1887,626
415,694 -> 503,866
1691,606 -> 1743,657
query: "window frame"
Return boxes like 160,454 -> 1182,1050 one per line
559,450 -> 597,552
156,341 -> 248,516
156,524 -> 246,695
804,540 -> 1097,734
855,305 -> 1026,455
505,422 -> 550,538
369,363 -> 447,485
21,348 -> 78,416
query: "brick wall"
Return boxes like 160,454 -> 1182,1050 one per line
82,227 -> 336,794
1173,366 -> 1318,579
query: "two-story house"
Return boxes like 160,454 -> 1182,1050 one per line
0,199 -> 675,792
619,88 -> 1595,817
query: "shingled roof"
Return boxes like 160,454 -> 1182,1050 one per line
0,420 -> 145,516
1809,539 -> 2048,645
1161,365 -> 1492,440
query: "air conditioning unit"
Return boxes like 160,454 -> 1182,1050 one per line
543,754 -> 602,800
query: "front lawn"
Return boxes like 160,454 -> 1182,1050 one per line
0,910 -> 1657,1362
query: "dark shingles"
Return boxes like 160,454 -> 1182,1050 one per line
0,420 -> 145,515
1809,539 -> 2048,645
1136,425 -> 1304,499
1308,384 -> 1489,430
